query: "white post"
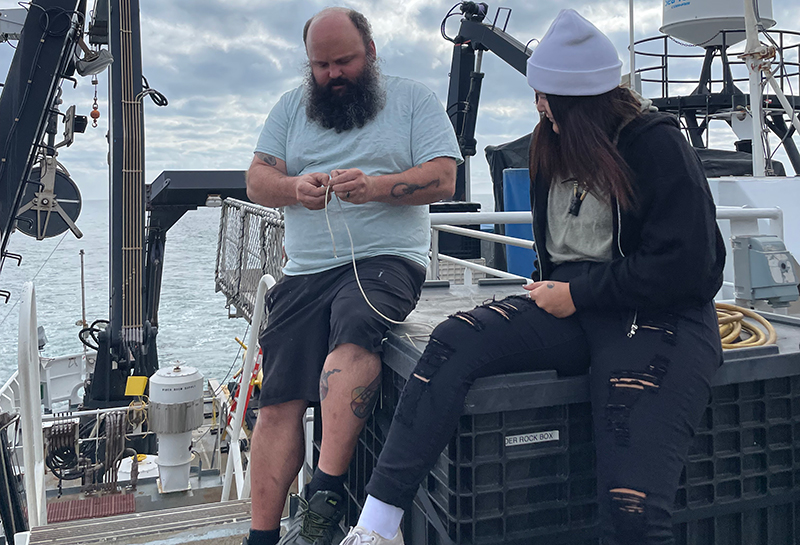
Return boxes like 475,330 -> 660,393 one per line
17,283 -> 46,527
629,0 -> 637,92
742,0 -> 766,176
221,274 -> 276,502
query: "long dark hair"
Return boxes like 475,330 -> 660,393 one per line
529,86 -> 641,210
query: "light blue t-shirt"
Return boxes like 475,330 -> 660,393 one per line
255,76 -> 462,276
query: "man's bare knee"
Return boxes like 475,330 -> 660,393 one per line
327,343 -> 379,367
255,400 -> 308,432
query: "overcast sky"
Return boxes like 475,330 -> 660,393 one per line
2,0 -> 799,206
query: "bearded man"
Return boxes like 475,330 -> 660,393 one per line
243,7 -> 461,545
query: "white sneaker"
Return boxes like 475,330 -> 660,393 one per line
340,526 -> 404,545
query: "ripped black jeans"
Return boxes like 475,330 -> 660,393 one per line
365,266 -> 722,545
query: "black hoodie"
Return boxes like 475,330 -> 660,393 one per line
530,112 -> 726,311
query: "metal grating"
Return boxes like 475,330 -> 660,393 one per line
215,199 -> 285,324
46,493 -> 136,523
32,499 -> 251,545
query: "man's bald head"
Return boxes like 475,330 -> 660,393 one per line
303,7 -> 374,55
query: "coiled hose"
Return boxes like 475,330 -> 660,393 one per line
716,302 -> 778,349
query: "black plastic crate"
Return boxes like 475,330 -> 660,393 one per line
312,336 -> 800,545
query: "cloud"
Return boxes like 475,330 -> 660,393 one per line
1,0 -> 798,203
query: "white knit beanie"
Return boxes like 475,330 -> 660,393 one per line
526,9 -> 622,96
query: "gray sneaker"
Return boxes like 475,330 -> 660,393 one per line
277,490 -> 346,545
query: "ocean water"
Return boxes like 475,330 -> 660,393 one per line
0,200 -> 249,387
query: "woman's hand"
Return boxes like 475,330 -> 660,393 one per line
524,281 -> 577,318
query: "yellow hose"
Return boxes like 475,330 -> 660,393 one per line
715,302 -> 777,349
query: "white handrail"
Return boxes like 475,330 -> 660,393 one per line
428,207 -> 785,281
430,211 -> 531,225
436,224 -> 534,249
17,282 -> 46,527
433,207 -> 783,227
221,273 -> 276,502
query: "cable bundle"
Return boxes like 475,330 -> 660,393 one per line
716,302 -> 778,349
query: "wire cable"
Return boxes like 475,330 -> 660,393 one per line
136,75 -> 168,107
214,323 -> 250,397
78,318 -> 109,350
0,231 -> 69,329
440,2 -> 464,43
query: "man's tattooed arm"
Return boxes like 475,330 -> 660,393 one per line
350,374 -> 381,419
390,178 -> 440,199
255,152 -> 278,167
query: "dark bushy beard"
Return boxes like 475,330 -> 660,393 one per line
305,57 -> 386,133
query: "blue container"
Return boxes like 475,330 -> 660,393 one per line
502,168 -> 536,278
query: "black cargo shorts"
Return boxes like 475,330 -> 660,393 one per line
257,255 -> 426,407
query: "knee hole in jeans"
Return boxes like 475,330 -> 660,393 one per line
606,355 -> 672,446
610,488 -> 648,538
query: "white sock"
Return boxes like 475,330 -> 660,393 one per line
357,495 -> 404,539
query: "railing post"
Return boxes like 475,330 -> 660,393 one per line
430,228 -> 440,280
221,273 -> 276,502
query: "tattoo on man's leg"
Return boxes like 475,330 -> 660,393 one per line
319,368 -> 341,401
351,373 -> 381,418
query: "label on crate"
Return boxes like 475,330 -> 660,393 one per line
504,430 -> 560,447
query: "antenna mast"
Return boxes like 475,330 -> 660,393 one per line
741,0 -> 800,176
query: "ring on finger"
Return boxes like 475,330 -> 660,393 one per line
346,191 -> 351,199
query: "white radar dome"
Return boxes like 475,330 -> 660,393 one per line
660,0 -> 776,47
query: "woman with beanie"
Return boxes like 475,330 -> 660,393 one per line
342,9 -> 725,545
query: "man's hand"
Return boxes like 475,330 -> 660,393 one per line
329,168 -> 372,205
295,172 -> 333,210
524,281 -> 576,318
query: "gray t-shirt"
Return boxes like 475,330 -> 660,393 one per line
546,179 -> 613,264
255,76 -> 462,276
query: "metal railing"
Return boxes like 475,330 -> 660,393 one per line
0,371 -> 21,416
429,207 -> 786,283
215,199 -> 285,324
430,211 -> 532,282
633,29 -> 800,101
208,199 -> 788,293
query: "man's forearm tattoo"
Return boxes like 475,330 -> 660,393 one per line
350,374 -> 381,418
256,152 -> 278,166
390,178 -> 440,198
319,368 -> 341,401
